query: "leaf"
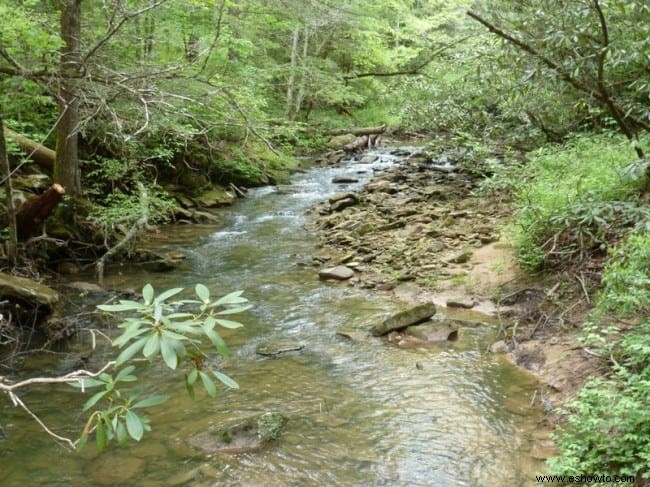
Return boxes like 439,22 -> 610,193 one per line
160,336 -> 178,369
195,284 -> 210,303
203,316 -> 216,331
215,304 -> 252,315
97,302 -> 146,313
83,390 -> 109,412
213,290 -> 247,306
76,432 -> 89,452
115,336 -> 149,365
154,287 -> 184,303
212,370 -> 239,389
114,365 -> 136,382
199,371 -> 217,397
116,420 -> 128,447
132,394 -> 169,409
125,410 -> 144,441
187,368 -> 198,385
142,333 -> 161,359
215,318 -> 244,329
204,328 -> 229,356
142,284 -> 154,305
113,324 -> 150,348
96,420 -> 107,452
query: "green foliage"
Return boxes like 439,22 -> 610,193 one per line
511,133 -> 648,270
549,233 -> 650,481
71,283 -> 249,450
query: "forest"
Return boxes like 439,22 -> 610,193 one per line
1,0 -> 648,483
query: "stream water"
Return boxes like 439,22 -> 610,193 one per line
0,147 -> 548,486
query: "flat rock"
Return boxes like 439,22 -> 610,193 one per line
446,297 -> 476,309
187,412 -> 285,455
405,321 -> 458,342
0,272 -> 59,307
256,339 -> 304,356
319,265 -> 355,280
371,302 -> 437,336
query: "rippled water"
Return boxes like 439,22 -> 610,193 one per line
0,148 -> 548,486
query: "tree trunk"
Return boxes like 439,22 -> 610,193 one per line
15,184 -> 66,241
325,125 -> 387,136
0,111 -> 18,262
2,127 -> 55,172
55,0 -> 82,197
285,26 -> 300,120
293,25 -> 309,120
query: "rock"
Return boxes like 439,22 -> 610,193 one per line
319,265 -> 355,280
256,339 -> 304,356
87,454 -> 146,485
187,412 -> 286,454
66,281 -> 104,293
445,250 -> 472,264
335,328 -> 370,341
194,186 -> 235,208
446,297 -> 476,309
404,321 -> 459,343
489,340 -> 510,354
370,302 -> 437,336
366,180 -> 397,193
328,134 -> 356,148
332,176 -> 359,184
0,272 -> 59,308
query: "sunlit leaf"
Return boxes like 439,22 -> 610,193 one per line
125,410 -> 144,441
97,301 -> 146,312
83,390 -> 109,412
76,432 -> 89,452
160,336 -> 178,369
204,328 -> 229,356
115,336 -> 149,365
215,304 -> 252,315
132,395 -> 169,409
187,368 -> 198,385
115,365 -> 138,383
212,370 -> 239,389
199,371 -> 217,397
142,284 -> 154,305
113,324 -> 150,348
215,318 -> 244,329
195,284 -> 210,303
142,333 -> 161,359
154,287 -> 184,303
213,290 -> 247,306
68,378 -> 105,389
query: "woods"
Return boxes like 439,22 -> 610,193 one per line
1,0 -> 648,482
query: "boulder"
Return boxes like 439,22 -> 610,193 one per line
0,272 -> 59,308
194,186 -> 235,208
370,302 -> 436,336
332,176 -> 359,184
404,321 -> 458,343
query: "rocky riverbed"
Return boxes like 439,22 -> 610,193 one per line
308,144 -> 599,413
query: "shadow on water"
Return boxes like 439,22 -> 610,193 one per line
0,148 -> 549,486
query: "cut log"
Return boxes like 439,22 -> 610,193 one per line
325,125 -> 386,137
15,183 -> 66,241
3,127 -> 55,171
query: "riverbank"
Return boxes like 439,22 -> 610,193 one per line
307,141 -> 600,417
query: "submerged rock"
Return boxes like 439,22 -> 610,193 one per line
256,339 -> 304,356
187,412 -> 286,455
370,302 -> 436,336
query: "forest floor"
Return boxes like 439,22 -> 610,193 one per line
308,144 -> 602,419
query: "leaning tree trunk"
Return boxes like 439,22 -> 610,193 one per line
0,110 -> 18,263
55,0 -> 82,196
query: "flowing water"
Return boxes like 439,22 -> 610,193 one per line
0,148 -> 549,486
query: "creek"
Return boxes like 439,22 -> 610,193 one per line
0,147 -> 548,486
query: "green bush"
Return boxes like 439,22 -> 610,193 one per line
549,232 -> 650,482
512,133 -> 648,270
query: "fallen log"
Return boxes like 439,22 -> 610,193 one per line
325,125 -> 386,137
3,127 -> 55,172
15,183 -> 66,241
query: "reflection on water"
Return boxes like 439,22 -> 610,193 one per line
0,148 -> 548,486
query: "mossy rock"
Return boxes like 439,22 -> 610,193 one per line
186,412 -> 286,454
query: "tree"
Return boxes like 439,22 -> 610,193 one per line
467,1 -> 649,162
